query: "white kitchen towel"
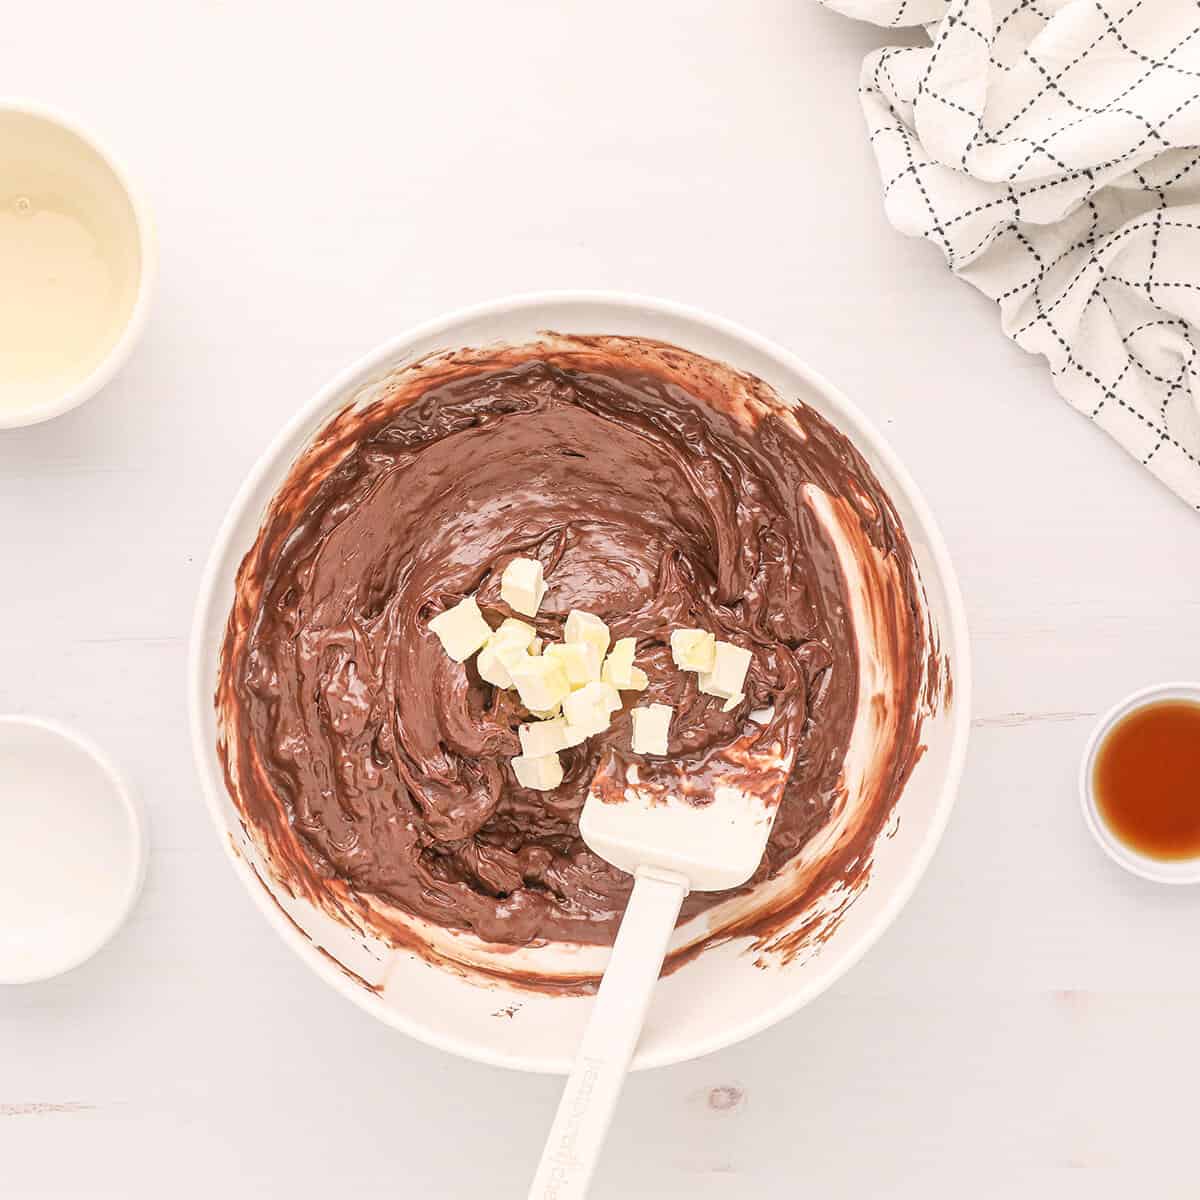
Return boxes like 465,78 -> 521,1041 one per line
822,0 -> 1200,509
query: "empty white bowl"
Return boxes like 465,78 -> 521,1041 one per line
0,716 -> 147,984
0,102 -> 156,429
1080,681 -> 1200,885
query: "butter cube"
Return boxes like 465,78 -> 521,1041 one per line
519,718 -> 571,757
512,752 -> 563,791
495,618 -> 537,649
562,680 -> 621,736
601,637 -> 638,688
564,609 -> 611,658
501,557 -> 547,617
632,703 -> 673,756
544,642 -> 601,688
627,666 -> 649,692
721,693 -> 743,713
530,704 -> 563,720
670,628 -> 716,673
698,642 -> 752,701
509,655 -> 570,711
561,722 -> 591,747
428,595 -> 493,662
495,639 -> 534,673
476,641 -> 515,688
476,618 -> 538,687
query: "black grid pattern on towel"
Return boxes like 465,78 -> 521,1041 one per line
825,0 -> 1200,509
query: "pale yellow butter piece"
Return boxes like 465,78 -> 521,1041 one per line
476,641 -> 515,688
519,717 -> 571,757
631,703 -> 673,755
530,704 -> 563,721
428,595 -> 492,662
562,680 -> 621,736
699,642 -> 752,700
670,628 -> 716,673
721,692 -> 743,713
627,666 -> 649,692
511,752 -> 563,791
544,642 -> 601,688
495,639 -> 534,674
601,637 -> 638,688
500,557 -> 547,617
564,609 -> 610,658
510,655 -> 570,711
476,617 -> 538,687
495,618 -> 537,649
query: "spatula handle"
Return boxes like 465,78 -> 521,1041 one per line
527,866 -> 688,1200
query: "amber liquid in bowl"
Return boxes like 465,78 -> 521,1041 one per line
1093,700 -> 1200,861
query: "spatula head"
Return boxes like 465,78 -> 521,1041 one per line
579,732 -> 795,892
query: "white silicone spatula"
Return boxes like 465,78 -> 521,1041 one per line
527,732 -> 796,1199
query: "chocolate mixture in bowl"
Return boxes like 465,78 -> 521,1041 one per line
216,335 -> 937,972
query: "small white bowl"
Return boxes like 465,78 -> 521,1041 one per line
0,101 -> 156,429
1080,682 -> 1200,885
0,716 -> 147,984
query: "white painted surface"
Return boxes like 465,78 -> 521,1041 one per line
1,2 -> 1197,1196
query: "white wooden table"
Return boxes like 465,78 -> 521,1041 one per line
3,3 -> 1199,1196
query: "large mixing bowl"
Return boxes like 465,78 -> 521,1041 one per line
189,292 -> 971,1073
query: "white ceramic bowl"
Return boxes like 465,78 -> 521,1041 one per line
1080,681 -> 1200,884
0,102 -> 156,429
189,293 -> 971,1073
0,715 -> 146,984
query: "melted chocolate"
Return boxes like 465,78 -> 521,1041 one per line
216,335 -> 936,975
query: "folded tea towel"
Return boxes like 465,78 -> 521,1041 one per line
822,0 -> 1200,509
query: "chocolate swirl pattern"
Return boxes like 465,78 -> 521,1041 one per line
217,336 -> 935,976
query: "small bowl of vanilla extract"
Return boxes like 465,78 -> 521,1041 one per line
1081,683 -> 1200,884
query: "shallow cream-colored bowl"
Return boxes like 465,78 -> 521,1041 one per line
189,292 -> 971,1073
0,102 -> 155,429
0,715 -> 146,984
